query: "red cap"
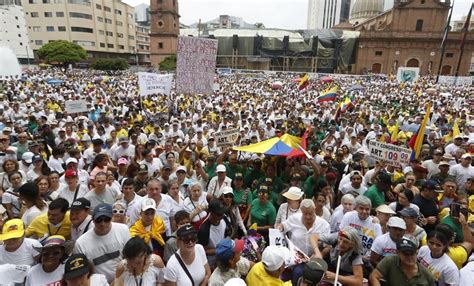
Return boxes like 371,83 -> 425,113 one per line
65,169 -> 78,178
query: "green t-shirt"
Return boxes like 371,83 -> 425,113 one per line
303,175 -> 325,199
203,163 -> 217,181
376,255 -> 435,286
224,163 -> 244,180
244,168 -> 265,189
364,185 -> 385,209
234,187 -> 253,206
250,198 -> 276,227
441,215 -> 464,243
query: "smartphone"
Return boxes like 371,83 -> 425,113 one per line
450,203 -> 461,218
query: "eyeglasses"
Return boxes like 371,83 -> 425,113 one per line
113,209 -> 125,215
94,217 -> 112,224
179,236 -> 197,244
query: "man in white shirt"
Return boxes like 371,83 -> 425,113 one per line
139,149 -> 163,177
73,203 -> 131,283
422,149 -> 443,178
207,164 -> 232,200
111,137 -> 135,162
0,219 -> 41,266
70,198 -> 94,242
370,216 -> 406,267
84,172 -> 121,210
449,153 -> 474,191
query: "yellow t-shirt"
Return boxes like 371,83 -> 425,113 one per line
246,262 -> 292,286
25,212 -> 71,240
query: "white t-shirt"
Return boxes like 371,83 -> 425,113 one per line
0,238 -> 41,266
338,210 -> 382,256
283,212 -> 331,257
422,159 -> 440,178
84,187 -> 120,210
90,274 -> 109,286
339,183 -> 367,197
22,205 -> 47,227
387,202 -> 420,213
370,233 -> 397,258
330,208 -> 346,233
57,184 -> 89,205
417,245 -> 459,286
47,157 -> 64,173
0,264 -> 30,285
275,203 -> 301,226
183,192 -> 208,223
460,259 -> 474,285
449,164 -> 474,190
73,223 -> 131,282
25,263 -> 64,286
2,189 -> 21,217
164,244 -> 208,286
139,158 -> 163,177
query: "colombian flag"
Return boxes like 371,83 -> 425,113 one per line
298,74 -> 310,90
317,87 -> 338,103
408,102 -> 431,160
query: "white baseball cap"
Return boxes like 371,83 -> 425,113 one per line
283,187 -> 304,201
387,216 -> 407,230
216,164 -> 226,173
21,152 -> 34,164
222,186 -> 233,195
141,198 -> 156,212
176,165 -> 187,173
262,245 -> 291,271
65,158 -> 78,165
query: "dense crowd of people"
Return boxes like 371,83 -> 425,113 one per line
0,67 -> 473,286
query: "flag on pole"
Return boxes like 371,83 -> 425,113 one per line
454,3 -> 473,76
391,122 -> 399,143
440,2 -> 454,49
408,103 -> 432,160
317,87 -> 338,103
453,119 -> 460,137
298,74 -> 310,90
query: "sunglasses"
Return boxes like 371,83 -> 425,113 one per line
94,217 -> 112,224
113,209 -> 125,215
179,236 -> 197,244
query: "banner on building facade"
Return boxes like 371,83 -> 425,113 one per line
176,36 -> 218,95
367,140 -> 412,167
137,72 -> 173,96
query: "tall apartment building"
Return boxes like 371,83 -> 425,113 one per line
22,0 -> 137,60
0,0 -> 34,63
134,3 -> 150,65
307,0 -> 353,29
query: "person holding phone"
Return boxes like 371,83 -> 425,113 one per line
440,196 -> 474,244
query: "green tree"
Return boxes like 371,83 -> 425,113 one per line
37,40 -> 87,66
159,55 -> 177,71
91,58 -> 129,71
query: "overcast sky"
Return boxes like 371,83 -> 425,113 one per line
124,0 -> 473,29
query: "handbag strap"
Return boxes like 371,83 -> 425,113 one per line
174,252 -> 195,286
73,184 -> 81,202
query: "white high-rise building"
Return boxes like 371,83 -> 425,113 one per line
307,0 -> 353,29
0,0 -> 34,63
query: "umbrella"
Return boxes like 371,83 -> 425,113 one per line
271,81 -> 283,89
233,134 -> 302,156
320,76 -> 333,83
351,84 -> 365,91
46,79 -> 63,85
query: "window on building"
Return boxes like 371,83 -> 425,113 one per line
103,6 -> 111,12
96,3 -> 101,9
116,20 -> 123,26
42,0 -> 50,3
105,18 -> 112,24
158,0 -> 162,3
375,51 -> 383,56
107,43 -> 114,48
17,34 -> 21,37
67,0 -> 90,5
118,45 -> 124,49
128,13 -> 133,19
446,52 -> 454,58
35,40 -> 43,45
117,33 -> 123,38
128,24 -> 134,28
44,12 -> 53,17
73,40 -> 95,47
69,12 -> 92,20
158,21 -> 163,27
128,35 -> 135,40
32,26 -> 40,32
158,42 -> 163,49
71,26 -> 93,33
19,42 -> 23,46
106,31 -> 113,36
46,26 -> 54,31
56,12 -> 64,17
415,19 -> 423,31
97,17 -> 103,22
28,0 -> 36,4
99,30 -> 104,35
100,42 -> 105,47
58,26 -> 66,31
114,9 -> 122,15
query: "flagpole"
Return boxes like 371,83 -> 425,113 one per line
454,3 -> 473,80
436,0 -> 455,84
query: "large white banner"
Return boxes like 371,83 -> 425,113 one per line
214,128 -> 240,148
438,76 -> 473,86
176,36 -> 218,95
137,72 -> 173,96
367,140 -> 411,167
65,100 -> 88,114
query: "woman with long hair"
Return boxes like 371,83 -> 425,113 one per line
0,159 -> 25,192
417,228 -> 460,286
221,186 -> 247,238
133,143 -> 146,164
89,153 -> 109,187
388,189 -> 420,213
165,152 -> 178,173
2,171 -> 24,219
115,237 -> 165,285
167,180 -> 184,207
313,191 -> 332,222
47,171 -> 64,200
35,175 -> 57,204
393,172 -> 420,196
27,154 -> 51,182
19,182 -> 47,226
274,186 -> 304,229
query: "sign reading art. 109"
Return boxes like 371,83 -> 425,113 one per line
367,140 -> 411,167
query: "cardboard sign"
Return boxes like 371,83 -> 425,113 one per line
176,36 -> 218,95
268,228 -> 310,267
397,67 -> 420,82
65,100 -> 88,114
367,140 -> 411,167
137,73 -> 173,96
214,128 -> 240,148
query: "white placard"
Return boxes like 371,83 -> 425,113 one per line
176,36 -> 218,95
438,76 -> 473,86
65,100 -> 88,114
214,128 -> 240,148
137,72 -> 173,96
367,140 -> 411,167
268,229 -> 310,267
397,67 -> 420,82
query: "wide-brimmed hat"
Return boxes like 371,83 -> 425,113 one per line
283,187 -> 304,201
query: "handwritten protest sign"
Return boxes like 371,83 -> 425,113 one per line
137,73 -> 173,96
214,128 -> 240,148
268,229 -> 310,267
65,100 -> 88,114
438,76 -> 473,86
367,140 -> 411,167
176,36 -> 218,94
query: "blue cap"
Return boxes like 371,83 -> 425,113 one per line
216,239 -> 244,263
92,203 -> 113,220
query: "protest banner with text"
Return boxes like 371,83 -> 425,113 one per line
214,128 -> 240,148
137,72 -> 173,96
367,140 -> 411,167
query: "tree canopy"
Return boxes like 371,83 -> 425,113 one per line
159,55 -> 177,71
37,40 -> 87,65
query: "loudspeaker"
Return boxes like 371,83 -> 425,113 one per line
232,34 -> 238,50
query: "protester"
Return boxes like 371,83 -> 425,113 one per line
25,197 -> 71,240
69,198 -> 93,241
63,253 -> 109,286
0,218 -> 41,265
